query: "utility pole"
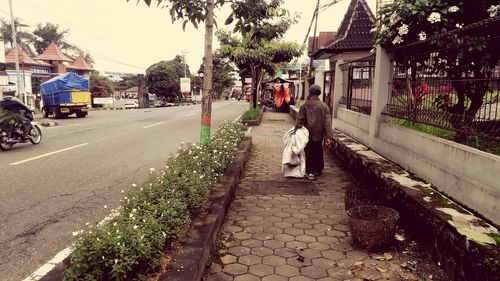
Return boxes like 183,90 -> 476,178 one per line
308,0 -> 320,77
8,0 -> 24,102
182,50 -> 188,78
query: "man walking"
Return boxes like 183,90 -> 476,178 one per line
295,84 -> 333,180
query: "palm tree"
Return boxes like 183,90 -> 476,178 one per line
0,19 -> 36,56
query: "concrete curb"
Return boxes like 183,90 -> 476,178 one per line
327,130 -> 499,281
159,136 -> 252,281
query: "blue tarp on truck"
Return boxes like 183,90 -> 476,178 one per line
41,72 -> 89,95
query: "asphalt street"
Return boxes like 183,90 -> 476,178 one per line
0,100 -> 248,280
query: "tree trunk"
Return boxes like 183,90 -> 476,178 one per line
200,0 -> 214,145
251,67 -> 257,109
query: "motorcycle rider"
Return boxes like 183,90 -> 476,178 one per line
0,95 -> 33,136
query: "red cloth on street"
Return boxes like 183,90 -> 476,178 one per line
274,84 -> 290,109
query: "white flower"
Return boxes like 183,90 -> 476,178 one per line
392,36 -> 403,44
72,231 -> 79,237
129,213 -> 134,218
85,222 -> 90,226
121,189 -> 124,193
133,225 -> 138,230
115,259 -> 118,264
102,256 -> 105,260
398,24 -> 409,35
487,5 -> 499,17
418,31 -> 427,41
104,205 -> 108,209
448,6 -> 459,13
113,222 -> 117,226
132,208 -> 137,213
132,183 -> 137,187
427,12 -> 441,23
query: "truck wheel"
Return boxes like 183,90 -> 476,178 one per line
76,112 -> 86,118
54,108 -> 62,119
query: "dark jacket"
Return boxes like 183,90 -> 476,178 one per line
296,96 -> 333,142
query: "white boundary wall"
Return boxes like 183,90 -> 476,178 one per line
329,46 -> 500,225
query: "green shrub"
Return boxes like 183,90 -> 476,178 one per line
242,107 -> 262,120
65,122 -> 247,280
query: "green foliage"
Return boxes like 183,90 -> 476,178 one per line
391,118 -> 500,156
90,71 -> 115,98
64,122 -> 248,280
0,18 -> 36,56
145,56 -> 190,100
198,52 -> 236,98
242,106 -> 262,120
0,108 -> 21,132
374,0 -> 500,140
115,74 -> 139,89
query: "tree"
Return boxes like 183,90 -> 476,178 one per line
90,71 -> 115,98
374,0 -> 500,141
116,74 -> 140,89
198,51 -> 236,99
217,19 -> 302,108
145,56 -> 190,101
133,0 -> 288,144
0,19 -> 36,55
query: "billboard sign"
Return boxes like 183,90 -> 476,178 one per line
180,77 -> 191,93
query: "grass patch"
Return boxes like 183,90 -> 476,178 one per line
391,118 -> 500,156
242,106 -> 262,120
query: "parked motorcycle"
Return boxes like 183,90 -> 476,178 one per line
0,111 -> 42,151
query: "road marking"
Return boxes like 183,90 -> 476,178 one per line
143,121 -> 166,129
23,209 -> 121,281
233,114 -> 243,123
10,143 -> 89,166
182,112 -> 196,117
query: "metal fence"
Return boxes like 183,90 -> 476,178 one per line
340,55 -> 375,115
382,17 -> 500,141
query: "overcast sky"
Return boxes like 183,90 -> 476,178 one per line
1,0 -> 376,74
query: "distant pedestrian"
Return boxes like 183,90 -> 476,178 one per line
295,84 -> 333,180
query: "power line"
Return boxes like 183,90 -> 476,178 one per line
0,8 -> 146,71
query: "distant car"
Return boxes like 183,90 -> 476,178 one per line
124,102 -> 139,109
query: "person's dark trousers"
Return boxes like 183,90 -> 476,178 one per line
304,140 -> 324,176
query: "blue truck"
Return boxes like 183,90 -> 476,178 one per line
41,72 -> 91,118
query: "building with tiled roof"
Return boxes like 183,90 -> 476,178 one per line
298,0 -> 375,108
67,55 -> 93,76
33,41 -> 73,62
312,0 -> 375,59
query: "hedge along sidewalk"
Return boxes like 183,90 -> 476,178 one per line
59,122 -> 249,280
158,136 -> 252,281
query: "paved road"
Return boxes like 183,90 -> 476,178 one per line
0,100 -> 248,280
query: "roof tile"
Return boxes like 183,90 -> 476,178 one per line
33,42 -> 73,62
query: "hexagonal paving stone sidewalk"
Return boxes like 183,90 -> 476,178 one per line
204,112 -> 446,281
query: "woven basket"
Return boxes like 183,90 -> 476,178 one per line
347,205 -> 399,251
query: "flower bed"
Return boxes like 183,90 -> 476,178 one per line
241,107 -> 263,126
64,122 -> 247,280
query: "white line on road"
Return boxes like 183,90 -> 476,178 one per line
183,113 -> 196,117
143,121 -> 166,129
233,114 -> 243,123
10,143 -> 89,166
22,209 -> 121,281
